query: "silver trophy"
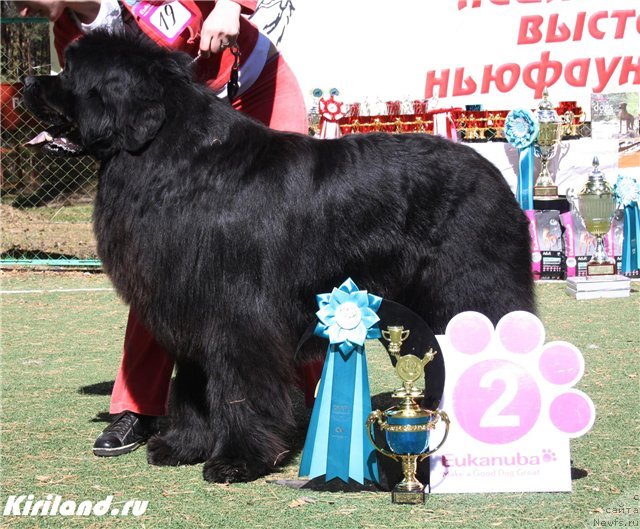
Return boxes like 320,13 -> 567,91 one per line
567,157 -> 617,276
534,88 -> 563,199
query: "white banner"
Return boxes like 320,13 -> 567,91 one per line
252,0 -> 639,112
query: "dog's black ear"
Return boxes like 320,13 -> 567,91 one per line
76,87 -> 120,159
122,92 -> 166,153
77,75 -> 165,158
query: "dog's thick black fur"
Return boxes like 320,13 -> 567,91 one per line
24,32 -> 534,483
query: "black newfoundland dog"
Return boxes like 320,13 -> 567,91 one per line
24,32 -> 534,483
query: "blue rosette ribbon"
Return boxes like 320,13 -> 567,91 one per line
505,109 -> 540,210
299,278 -> 381,484
614,174 -> 640,274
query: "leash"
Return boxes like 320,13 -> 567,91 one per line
191,44 -> 241,104
226,45 -> 240,102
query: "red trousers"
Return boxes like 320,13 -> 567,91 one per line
110,54 -> 322,415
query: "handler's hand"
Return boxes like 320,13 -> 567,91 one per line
199,0 -> 242,56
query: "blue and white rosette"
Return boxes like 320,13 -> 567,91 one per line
299,278 -> 381,484
614,174 -> 640,274
505,109 -> 540,211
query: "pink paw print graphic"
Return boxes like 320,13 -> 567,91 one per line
444,311 -> 595,445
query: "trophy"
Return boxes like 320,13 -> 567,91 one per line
367,326 -> 450,504
534,88 -> 563,199
380,325 -> 410,356
568,157 -> 617,276
562,110 -> 575,138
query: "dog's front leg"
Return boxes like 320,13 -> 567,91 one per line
201,365 -> 295,483
146,357 -> 213,467
147,337 -> 296,483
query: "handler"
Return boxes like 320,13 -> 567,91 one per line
16,0 -> 321,456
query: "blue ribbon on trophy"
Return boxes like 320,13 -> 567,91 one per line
504,109 -> 540,211
614,174 -> 640,274
299,278 -> 381,484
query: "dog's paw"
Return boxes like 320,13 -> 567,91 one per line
147,434 -> 205,466
202,456 -> 270,483
146,434 -> 183,466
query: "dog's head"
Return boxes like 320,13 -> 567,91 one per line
23,31 -> 193,159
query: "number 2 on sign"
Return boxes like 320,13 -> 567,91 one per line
479,367 -> 520,428
453,359 -> 541,444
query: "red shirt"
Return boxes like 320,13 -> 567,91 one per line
53,0 -> 259,92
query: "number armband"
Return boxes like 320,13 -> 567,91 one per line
127,1 -> 199,45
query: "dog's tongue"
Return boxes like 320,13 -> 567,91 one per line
25,127 -> 83,156
26,130 -> 54,145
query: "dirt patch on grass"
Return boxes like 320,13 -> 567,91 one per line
0,204 -> 97,260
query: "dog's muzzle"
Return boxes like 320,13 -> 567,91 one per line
22,75 -> 84,157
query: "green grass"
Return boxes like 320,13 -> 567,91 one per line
26,205 -> 95,223
0,202 -> 94,222
1,272 -> 638,529
43,205 -> 95,223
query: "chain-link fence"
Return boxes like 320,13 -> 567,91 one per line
1,12 -> 100,268
1,8 -> 598,272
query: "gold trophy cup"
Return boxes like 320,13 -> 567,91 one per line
534,88 -> 563,199
381,326 -> 410,356
568,157 -> 617,276
367,326 -> 450,504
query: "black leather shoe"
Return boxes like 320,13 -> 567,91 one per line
93,411 -> 155,457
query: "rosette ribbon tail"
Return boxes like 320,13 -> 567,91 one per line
621,202 -> 639,273
298,344 -> 379,484
517,145 -> 535,211
299,346 -> 334,479
299,279 -> 381,484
